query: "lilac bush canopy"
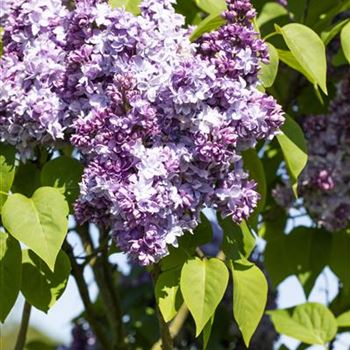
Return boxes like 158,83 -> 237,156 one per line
0,0 -> 284,264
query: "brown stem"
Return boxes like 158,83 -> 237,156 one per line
151,264 -> 174,350
151,294 -> 190,350
101,247 -> 126,349
14,301 -> 31,350
64,242 -> 112,350
77,225 -> 127,350
169,303 -> 189,338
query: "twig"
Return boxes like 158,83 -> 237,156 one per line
151,264 -> 174,350
303,0 -> 311,23
77,225 -> 128,349
99,229 -> 128,349
151,303 -> 189,350
169,303 -> 189,338
195,247 -> 205,258
14,301 -> 32,350
63,241 -> 112,350
329,339 -> 336,350
74,244 -> 109,266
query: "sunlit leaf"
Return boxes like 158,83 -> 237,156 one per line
341,21 -> 350,64
259,43 -> 279,88
109,0 -> 140,14
277,23 -> 327,94
277,115 -> 308,197
180,257 -> 229,336
190,13 -> 225,41
155,268 -> 183,322
195,0 -> 226,14
337,310 -> 350,328
268,302 -> 337,345
257,2 -> 288,27
231,260 -> 268,347
2,187 -> 69,271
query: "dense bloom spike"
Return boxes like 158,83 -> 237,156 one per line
71,0 -> 283,264
0,0 -> 284,263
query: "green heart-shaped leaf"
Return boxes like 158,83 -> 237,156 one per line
231,260 -> 268,347
180,257 -> 228,336
155,268 -> 183,322
2,187 -> 69,271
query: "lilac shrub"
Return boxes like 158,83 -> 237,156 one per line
72,0 -> 284,264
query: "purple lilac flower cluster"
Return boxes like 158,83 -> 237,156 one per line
273,75 -> 350,231
0,0 -> 283,263
71,0 -> 284,264
0,0 -> 71,158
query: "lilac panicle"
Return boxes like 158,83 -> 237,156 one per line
0,0 -> 284,263
71,0 -> 284,264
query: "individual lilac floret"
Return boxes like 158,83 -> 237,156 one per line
72,0 -> 284,264
0,0 -> 70,158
